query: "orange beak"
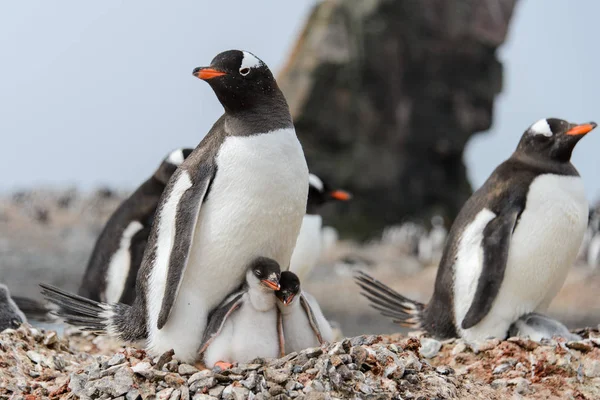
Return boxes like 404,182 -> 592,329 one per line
566,122 -> 597,136
261,279 -> 280,291
193,67 -> 227,80
283,293 -> 295,306
329,190 -> 352,201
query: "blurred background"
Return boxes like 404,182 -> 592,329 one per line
1,0 -> 600,336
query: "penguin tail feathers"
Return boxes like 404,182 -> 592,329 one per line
354,271 -> 425,329
39,283 -> 121,336
11,295 -> 58,323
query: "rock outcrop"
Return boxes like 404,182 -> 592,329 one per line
278,0 -> 519,238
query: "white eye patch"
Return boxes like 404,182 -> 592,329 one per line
240,51 -> 262,70
166,149 -> 185,166
308,173 -> 324,192
530,119 -> 553,137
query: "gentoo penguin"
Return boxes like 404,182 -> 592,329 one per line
199,257 -> 281,368
79,148 -> 193,305
356,118 -> 595,342
0,284 -> 27,331
41,50 -> 309,362
289,174 -> 351,282
275,271 -> 334,354
508,312 -> 581,342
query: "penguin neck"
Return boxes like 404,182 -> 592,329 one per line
277,295 -> 301,316
248,286 -> 277,312
224,96 -> 293,136
511,152 -> 578,176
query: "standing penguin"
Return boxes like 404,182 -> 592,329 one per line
356,118 -> 595,342
275,271 -> 334,354
199,257 -> 281,368
79,148 -> 193,305
41,50 -> 309,362
0,284 -> 27,332
289,174 -> 351,282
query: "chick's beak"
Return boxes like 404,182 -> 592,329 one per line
261,279 -> 280,291
566,122 -> 597,136
282,293 -> 295,306
193,67 -> 227,80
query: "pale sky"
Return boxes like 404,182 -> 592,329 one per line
1,1 -> 599,202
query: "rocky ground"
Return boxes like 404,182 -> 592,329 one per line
2,324 -> 600,399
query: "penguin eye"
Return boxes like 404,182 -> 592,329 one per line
10,319 -> 20,328
254,269 -> 262,277
239,67 -> 250,76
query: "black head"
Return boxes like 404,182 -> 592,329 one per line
515,118 -> 596,163
154,148 -> 194,185
193,50 -> 287,116
275,271 -> 301,306
307,173 -> 352,215
248,257 -> 281,291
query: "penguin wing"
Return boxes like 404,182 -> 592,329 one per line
300,293 -> 324,344
198,292 -> 244,355
156,165 -> 216,329
461,208 -> 521,329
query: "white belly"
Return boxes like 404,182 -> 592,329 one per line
149,128 -> 308,361
281,291 -> 333,353
289,215 -> 322,282
204,295 -> 280,367
457,174 -> 588,342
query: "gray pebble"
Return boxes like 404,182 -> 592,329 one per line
419,338 -> 442,359
178,364 -> 200,376
208,384 -> 225,398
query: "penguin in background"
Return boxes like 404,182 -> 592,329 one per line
79,148 -> 193,305
508,312 -> 581,342
289,173 -> 351,282
417,215 -> 448,266
275,271 -> 334,354
356,118 -> 595,342
199,257 -> 282,369
0,284 -> 27,331
41,49 -> 309,362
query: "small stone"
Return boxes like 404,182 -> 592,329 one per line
328,342 -> 345,355
507,337 -> 539,351
221,385 -> 249,400
180,386 -> 190,400
165,359 -> 180,372
26,350 -> 42,364
493,363 -> 512,374
268,383 -> 286,396
304,393 -> 328,400
192,395 -> 217,400
178,364 -> 200,375
419,338 -> 442,358
239,371 -> 257,390
106,353 -> 126,367
310,380 -> 325,392
157,388 -> 174,400
131,362 -> 154,379
508,378 -> 531,394
165,373 -> 187,386
264,367 -> 289,384
435,366 -> 452,375
305,347 -> 323,358
169,389 -> 181,400
156,349 -> 175,370
583,359 -> 600,378
350,346 -> 367,366
470,338 -> 500,353
566,340 -> 593,352
208,385 -> 225,398
491,378 -> 508,389
359,383 -> 373,394
330,355 -> 343,367
126,389 -> 141,400
240,363 -> 262,370
69,372 -> 88,395
43,331 -> 58,346
188,370 -> 213,384
189,376 -> 217,393
452,341 -> 468,355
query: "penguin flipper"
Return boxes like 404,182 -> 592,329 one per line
461,209 -> 520,330
156,166 -> 215,329
198,292 -> 244,355
299,293 -> 324,344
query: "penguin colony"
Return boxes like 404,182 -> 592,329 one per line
0,49 -> 595,368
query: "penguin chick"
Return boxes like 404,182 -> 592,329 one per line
275,271 -> 334,354
199,257 -> 281,368
508,312 -> 581,342
290,174 -> 351,282
0,284 -> 27,331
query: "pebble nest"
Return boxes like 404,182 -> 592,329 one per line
2,325 -> 600,399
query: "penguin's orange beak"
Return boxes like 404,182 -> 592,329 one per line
261,279 -> 280,291
282,293 -> 295,306
329,190 -> 352,201
193,67 -> 227,80
566,122 -> 597,136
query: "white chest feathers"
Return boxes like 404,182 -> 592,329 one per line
105,221 -> 143,303
454,174 -> 588,342
148,128 -> 308,362
289,215 -> 323,281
